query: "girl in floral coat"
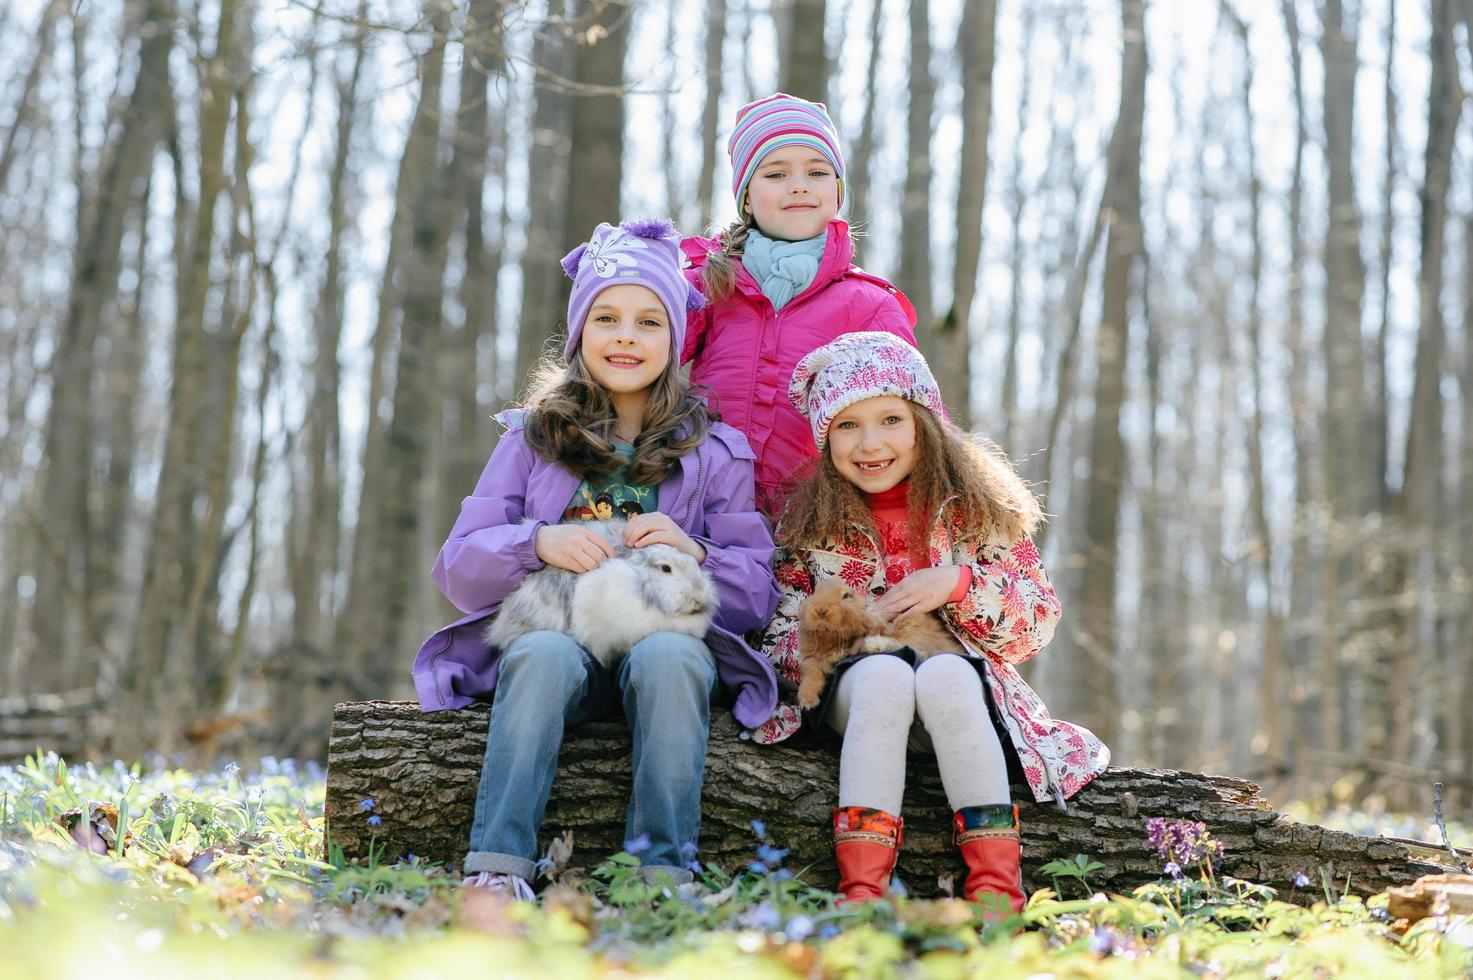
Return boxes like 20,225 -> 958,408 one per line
752,332 -> 1110,910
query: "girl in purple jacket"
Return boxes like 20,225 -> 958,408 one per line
682,93 -> 920,517
412,219 -> 780,899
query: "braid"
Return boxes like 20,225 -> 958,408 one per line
701,214 -> 755,302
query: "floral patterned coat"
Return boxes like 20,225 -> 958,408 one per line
750,503 -> 1111,805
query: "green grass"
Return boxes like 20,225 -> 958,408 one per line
0,752 -> 1469,978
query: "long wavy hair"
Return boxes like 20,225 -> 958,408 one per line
778,404 -> 1044,556
521,349 -> 713,485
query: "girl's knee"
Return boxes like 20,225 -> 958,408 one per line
915,653 -> 979,689
500,630 -> 587,682
625,632 -> 717,685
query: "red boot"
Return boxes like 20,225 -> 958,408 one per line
833,806 -> 904,904
954,804 -> 1025,914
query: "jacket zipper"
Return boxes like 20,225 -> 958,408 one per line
427,633 -> 453,706
681,446 -> 706,531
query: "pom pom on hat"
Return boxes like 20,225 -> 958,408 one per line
788,332 -> 945,450
621,216 -> 678,239
560,242 -> 589,280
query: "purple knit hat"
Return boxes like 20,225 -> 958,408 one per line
561,218 -> 707,361
728,93 -> 845,211
789,332 -> 944,450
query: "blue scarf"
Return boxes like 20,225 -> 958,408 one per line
742,228 -> 826,311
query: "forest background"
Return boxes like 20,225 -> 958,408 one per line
0,0 -> 1469,818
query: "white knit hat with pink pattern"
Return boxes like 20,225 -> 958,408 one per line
788,332 -> 944,450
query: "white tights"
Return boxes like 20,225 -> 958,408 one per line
828,653 -> 1011,814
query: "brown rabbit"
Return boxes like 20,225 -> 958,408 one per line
795,578 -> 962,708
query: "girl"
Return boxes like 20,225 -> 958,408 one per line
753,333 -> 1109,910
412,219 -> 780,897
682,93 -> 920,517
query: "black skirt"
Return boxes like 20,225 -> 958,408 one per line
798,647 -> 1029,789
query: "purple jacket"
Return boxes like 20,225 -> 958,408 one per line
411,411 -> 781,729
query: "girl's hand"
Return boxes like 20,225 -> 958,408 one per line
536,524 -> 617,573
871,565 -> 964,620
623,512 -> 707,563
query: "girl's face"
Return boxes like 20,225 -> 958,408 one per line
578,284 -> 671,397
827,396 -> 918,494
743,145 -> 840,241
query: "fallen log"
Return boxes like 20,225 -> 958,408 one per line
325,700 -> 1454,898
0,688 -> 106,763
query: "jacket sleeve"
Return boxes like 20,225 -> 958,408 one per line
862,289 -> 919,348
689,443 -> 780,634
758,547 -> 813,672
431,430 -> 547,613
938,531 -> 1061,666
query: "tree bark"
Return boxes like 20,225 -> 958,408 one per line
325,702 -> 1456,900
897,0 -> 933,339
1380,0 -> 1460,808
1074,0 -> 1146,750
119,0 -> 240,758
844,0 -> 885,236
780,0 -> 828,103
34,0 -> 173,698
934,0 -> 996,428
696,0 -> 727,231
563,0 -> 628,249
514,8 -> 574,382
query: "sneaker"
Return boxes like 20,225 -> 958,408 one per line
462,871 -> 536,901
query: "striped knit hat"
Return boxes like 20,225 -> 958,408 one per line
789,333 -> 943,451
560,218 -> 707,361
728,93 -> 845,212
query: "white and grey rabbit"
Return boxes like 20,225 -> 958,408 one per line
484,520 -> 719,668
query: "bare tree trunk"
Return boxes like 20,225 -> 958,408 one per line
898,0 -> 934,340
934,0 -> 996,428
845,0 -> 885,236
697,0 -> 727,231
1278,0 -> 1315,794
1317,0 -> 1367,778
0,0 -> 66,197
780,0 -> 827,103
1382,0 -> 1460,809
514,8 -> 574,382
34,0 -> 174,699
1222,2 -> 1286,786
120,0 -> 244,760
563,0 -> 628,252
1371,0 -> 1398,508
998,6 -> 1033,454
343,1 -> 457,721
1074,0 -> 1146,750
1455,212 -> 1473,812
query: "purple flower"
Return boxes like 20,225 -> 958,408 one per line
366,814 -> 382,827
756,844 -> 788,865
680,841 -> 699,857
686,859 -> 704,874
1163,861 -> 1181,879
623,834 -> 652,856
747,902 -> 782,931
1089,925 -> 1115,955
1145,817 -> 1223,868
785,914 -> 815,941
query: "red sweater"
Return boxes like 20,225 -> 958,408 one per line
864,479 -> 971,601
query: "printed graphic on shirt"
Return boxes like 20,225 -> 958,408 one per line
562,474 -> 657,522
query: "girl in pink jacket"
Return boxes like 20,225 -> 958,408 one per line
682,93 -> 919,516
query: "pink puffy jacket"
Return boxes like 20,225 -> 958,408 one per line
682,220 -> 918,516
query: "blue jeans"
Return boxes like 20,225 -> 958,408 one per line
464,630 -> 719,883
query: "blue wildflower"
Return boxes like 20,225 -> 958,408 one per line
774,868 -> 794,883
756,843 -> 788,865
1294,872 -> 1311,888
748,902 -> 781,931
623,833 -> 652,855
366,814 -> 382,827
1089,925 -> 1114,955
686,859 -> 703,874
818,924 -> 841,939
749,819 -> 767,838
1163,861 -> 1182,879
680,841 -> 699,857
358,798 -> 375,812
747,860 -> 769,875
785,914 -> 815,941
889,876 -> 908,898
